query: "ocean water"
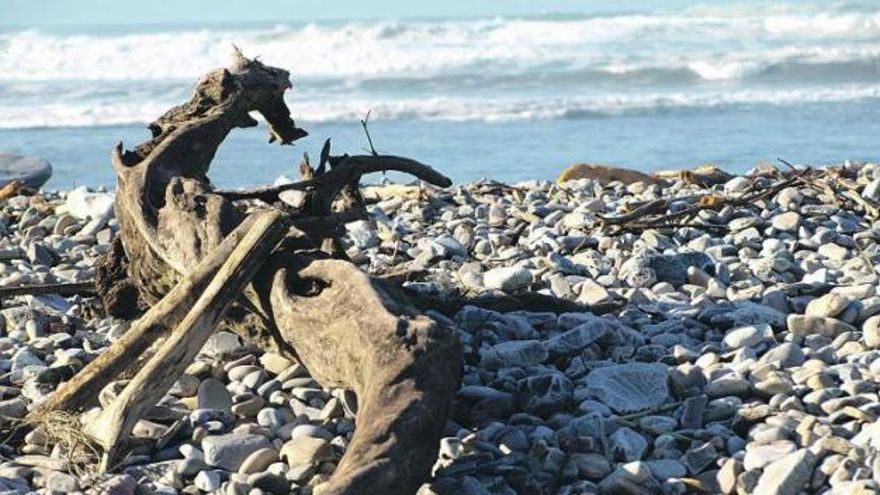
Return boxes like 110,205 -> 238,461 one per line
1,2 -> 879,189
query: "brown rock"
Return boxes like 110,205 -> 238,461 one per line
556,163 -> 664,185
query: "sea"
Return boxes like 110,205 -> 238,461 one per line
1,2 -> 880,189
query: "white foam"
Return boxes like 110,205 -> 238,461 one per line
2,3 -> 880,129
1,4 -> 879,83
3,84 -> 879,129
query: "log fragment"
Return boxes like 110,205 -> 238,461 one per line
85,210 -> 286,470
260,254 -> 461,494
29,213 -> 269,417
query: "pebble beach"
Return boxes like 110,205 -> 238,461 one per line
3,161 -> 880,495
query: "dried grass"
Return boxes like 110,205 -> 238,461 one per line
23,410 -> 102,477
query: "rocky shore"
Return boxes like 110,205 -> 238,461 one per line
2,161 -> 880,494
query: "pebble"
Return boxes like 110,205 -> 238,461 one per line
863,315 -> 880,348
239,448 -> 279,474
753,448 -> 816,495
198,378 -> 233,411
743,441 -> 797,471
280,436 -> 334,465
249,471 -> 288,494
480,340 -> 547,369
45,471 -> 79,493
202,433 -> 273,471
609,427 -> 647,462
194,469 -> 223,492
805,293 -> 851,318
771,211 -> 801,232
787,315 -> 857,338
723,325 -> 764,349
482,266 -> 533,293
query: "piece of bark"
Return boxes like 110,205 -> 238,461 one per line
85,210 -> 285,469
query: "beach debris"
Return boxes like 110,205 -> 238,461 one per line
557,163 -> 664,185
3,155 -> 880,494
0,179 -> 24,203
653,163 -> 735,187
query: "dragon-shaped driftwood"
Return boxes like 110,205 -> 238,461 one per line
28,50 -> 462,494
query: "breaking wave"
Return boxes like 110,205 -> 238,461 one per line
1,2 -> 879,128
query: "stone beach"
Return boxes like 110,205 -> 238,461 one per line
3,162 -> 880,494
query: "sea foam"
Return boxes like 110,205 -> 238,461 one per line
1,2 -> 879,128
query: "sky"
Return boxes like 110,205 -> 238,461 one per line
0,0 -> 775,26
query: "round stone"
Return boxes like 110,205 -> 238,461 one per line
0,154 -> 52,189
239,447 -> 279,474
863,316 -> 880,349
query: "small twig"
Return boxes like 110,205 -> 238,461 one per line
606,171 -> 806,234
361,109 -> 378,157
776,157 -> 798,172
217,155 -> 451,204
599,198 -> 668,225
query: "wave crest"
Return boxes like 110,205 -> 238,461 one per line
2,4 -> 880,82
3,85 -> 879,129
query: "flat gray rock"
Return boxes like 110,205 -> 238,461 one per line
202,433 -> 272,471
586,363 -> 669,413
480,340 -> 547,369
753,448 -> 816,495
542,320 -> 608,356
197,378 -> 232,411
649,252 -> 714,287
0,154 -> 52,189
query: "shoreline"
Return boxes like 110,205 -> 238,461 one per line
1,160 -> 880,493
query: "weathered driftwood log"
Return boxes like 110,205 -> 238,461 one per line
86,210 -> 286,470
38,51 -> 462,494
259,254 -> 461,493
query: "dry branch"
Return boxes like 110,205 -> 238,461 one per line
29,213 -> 270,417
600,170 -> 805,233
218,154 -> 451,205
0,281 -> 95,299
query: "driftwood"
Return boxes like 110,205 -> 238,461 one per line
0,281 -> 95,299
31,51 -> 462,494
596,161 -> 880,237
599,169 -> 806,233
29,213 -> 274,416
87,210 -> 286,470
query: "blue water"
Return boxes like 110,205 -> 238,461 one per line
1,3 -> 879,188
